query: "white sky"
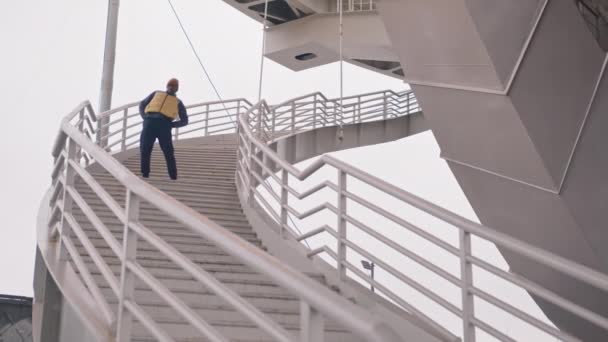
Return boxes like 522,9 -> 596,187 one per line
0,1 -> 560,340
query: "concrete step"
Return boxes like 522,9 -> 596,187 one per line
79,247 -> 258,270
84,255 -> 258,275
76,183 -> 241,201
130,321 -> 358,342
80,228 -> 262,247
75,237 -> 261,256
79,226 -> 262,248
76,193 -> 244,213
143,151 -> 237,159
90,273 -> 295,298
122,159 -> 237,169
89,176 -> 239,189
98,281 -> 300,309
80,261 -> 325,286
74,218 -> 258,241
72,208 -> 251,227
124,304 -> 351,336
82,235 -> 263,250
75,197 -> 246,218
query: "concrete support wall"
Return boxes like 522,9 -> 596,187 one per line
379,0 -> 608,340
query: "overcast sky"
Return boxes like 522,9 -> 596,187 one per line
0,1 -> 559,340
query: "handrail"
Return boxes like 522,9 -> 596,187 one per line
48,93 -> 404,341
236,92 -> 608,342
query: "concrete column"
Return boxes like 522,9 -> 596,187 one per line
379,1 -> 608,340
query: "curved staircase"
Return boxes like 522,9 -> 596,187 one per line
34,90 -> 608,342
73,136 -> 359,341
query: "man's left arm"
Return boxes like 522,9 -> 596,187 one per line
172,101 -> 189,128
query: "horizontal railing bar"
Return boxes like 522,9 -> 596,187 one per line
286,202 -> 337,220
343,213 -> 461,287
102,112 -> 137,128
187,98 -> 252,108
49,179 -> 64,206
471,317 -> 517,342
297,225 -> 335,241
343,238 -> 462,316
97,102 -> 139,120
322,155 -> 608,294
126,260 -> 230,342
52,150 -> 67,177
251,172 -> 281,203
251,188 -> 282,223
100,120 -> 141,140
307,246 -> 338,259
123,299 -> 174,342
129,222 -> 295,342
343,189 -> 460,256
469,255 -> 608,331
63,212 -> 120,296
47,196 -> 64,233
470,286 -> 580,342
61,234 -> 115,326
201,127 -> 236,136
342,259 -> 459,342
65,186 -> 122,258
68,159 -> 126,222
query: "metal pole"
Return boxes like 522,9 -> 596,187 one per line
460,230 -> 476,342
99,0 -> 120,146
370,262 -> 375,293
280,169 -> 289,239
337,170 -> 347,281
117,191 -> 141,341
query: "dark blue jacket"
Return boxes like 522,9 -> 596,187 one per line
139,91 -> 189,128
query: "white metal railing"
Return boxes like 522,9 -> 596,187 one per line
95,98 -> 250,154
48,96 -> 404,341
235,93 -> 608,341
247,89 -> 417,142
334,0 -> 376,12
344,0 -> 376,12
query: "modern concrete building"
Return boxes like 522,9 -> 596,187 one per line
34,1 -> 608,341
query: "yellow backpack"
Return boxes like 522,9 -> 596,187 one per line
144,91 -> 179,120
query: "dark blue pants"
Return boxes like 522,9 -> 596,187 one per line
140,118 -> 177,179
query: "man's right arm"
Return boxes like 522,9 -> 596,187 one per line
139,92 -> 156,119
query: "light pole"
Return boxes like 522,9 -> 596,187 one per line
361,260 -> 375,293
99,0 -> 120,147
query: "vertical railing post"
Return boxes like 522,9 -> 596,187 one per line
357,96 -> 361,123
337,169 -> 347,281
121,108 -> 128,151
271,106 -> 276,138
204,104 -> 210,136
291,102 -> 296,133
460,229 -> 476,342
300,301 -> 325,342
280,169 -> 289,239
96,117 -> 103,147
76,109 -> 84,162
248,141 -> 256,202
57,138 -> 78,260
312,97 -> 317,130
258,106 -> 264,138
117,191 -> 141,342
383,92 -> 388,120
